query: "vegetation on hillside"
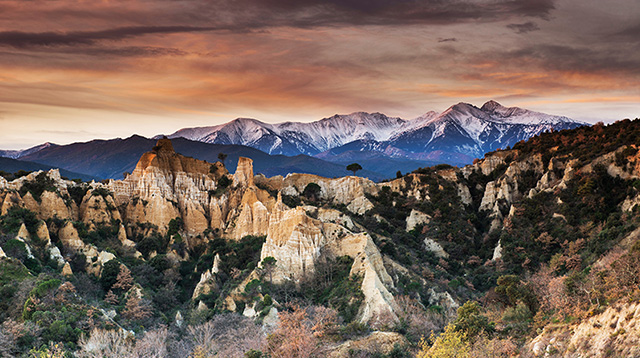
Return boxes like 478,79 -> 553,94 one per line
1,118 -> 640,356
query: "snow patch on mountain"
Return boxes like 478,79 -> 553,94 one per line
161,101 -> 587,161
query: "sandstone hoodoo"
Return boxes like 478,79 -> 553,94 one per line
3,120 -> 640,357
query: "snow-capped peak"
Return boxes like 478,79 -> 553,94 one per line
160,100 -> 587,158
480,100 -> 581,126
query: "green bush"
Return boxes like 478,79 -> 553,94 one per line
453,301 -> 494,338
100,260 -> 120,291
137,233 -> 167,258
218,175 -> 232,189
302,182 -> 321,200
91,187 -> 113,198
30,279 -> 61,298
42,320 -> 82,344
1,207 -> 39,235
67,184 -> 89,206
2,239 -> 29,261
19,172 -> 57,202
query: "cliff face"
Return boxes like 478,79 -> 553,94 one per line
258,193 -> 398,323
107,138 -> 226,237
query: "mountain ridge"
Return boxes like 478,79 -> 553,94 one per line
18,136 -> 387,181
160,100 -> 587,163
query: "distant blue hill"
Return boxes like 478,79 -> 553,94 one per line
19,136 -> 389,181
0,157 -> 99,182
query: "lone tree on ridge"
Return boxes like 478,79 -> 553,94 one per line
217,152 -> 228,165
346,163 -> 362,176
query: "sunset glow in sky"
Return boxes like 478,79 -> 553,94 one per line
1,0 -> 639,149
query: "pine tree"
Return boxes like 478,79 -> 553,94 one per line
105,290 -> 119,305
123,294 -> 151,321
112,265 -> 134,292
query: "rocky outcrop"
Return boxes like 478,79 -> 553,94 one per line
79,190 -> 122,227
529,302 -> 640,357
192,253 -> 221,300
57,221 -> 114,275
62,262 -> 73,276
107,138 -> 226,236
259,193 -> 398,324
35,221 -> 65,266
234,157 -> 255,187
406,209 -> 430,232
262,174 -> 377,215
428,288 -> 459,318
260,197 -> 324,280
332,233 -> 399,324
17,223 -> 30,241
59,222 -> 85,252
24,190 -> 76,220
492,241 -> 503,260
226,187 -> 272,240
424,238 -> 448,258
382,175 -> 428,201
1,191 -> 24,215
314,208 -> 356,231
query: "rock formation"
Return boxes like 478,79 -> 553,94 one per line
107,137 -> 226,237
405,209 -> 431,232
192,253 -> 221,300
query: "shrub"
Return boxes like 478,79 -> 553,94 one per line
99,260 -> 120,291
218,175 -> 232,189
302,183 -> 321,200
67,184 -> 89,206
30,279 -> 61,299
19,172 -> 57,202
2,239 -> 29,261
0,207 -> 39,236
453,301 -> 494,338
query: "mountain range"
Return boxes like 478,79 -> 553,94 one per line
163,100 -> 586,164
0,100 -> 586,180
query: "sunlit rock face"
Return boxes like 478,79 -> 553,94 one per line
255,173 -> 378,215
107,138 -> 227,238
259,193 -> 399,324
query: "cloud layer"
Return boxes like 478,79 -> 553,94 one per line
0,0 -> 638,149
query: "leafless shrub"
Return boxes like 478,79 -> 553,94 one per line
77,328 -> 135,358
187,313 -> 265,358
0,319 -> 41,357
395,295 -> 445,342
470,334 -> 519,357
135,327 -> 168,358
267,305 -> 338,358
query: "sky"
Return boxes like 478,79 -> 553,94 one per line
0,0 -> 639,149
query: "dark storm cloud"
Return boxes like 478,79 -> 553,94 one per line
61,46 -> 188,57
0,0 -> 559,51
0,26 -> 216,48
184,0 -> 557,28
236,0 -> 556,21
507,22 -> 540,34
615,23 -> 640,40
500,0 -> 555,20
